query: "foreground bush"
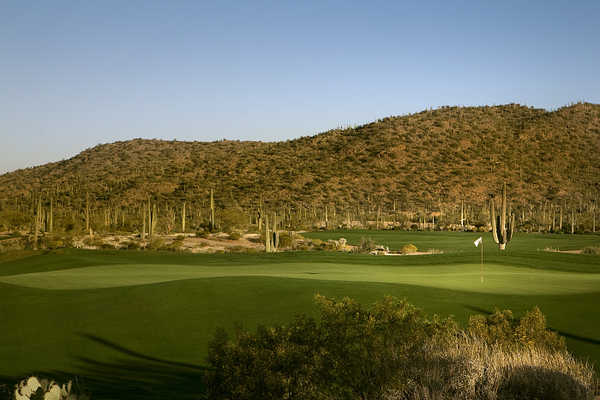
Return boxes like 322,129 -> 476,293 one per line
467,307 -> 566,352
395,335 -> 595,400
206,296 -> 450,399
205,296 -> 597,400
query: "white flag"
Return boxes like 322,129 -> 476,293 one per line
474,237 -> 482,247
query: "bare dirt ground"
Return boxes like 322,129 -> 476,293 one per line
180,234 -> 263,253
72,232 -> 265,253
542,248 -> 583,254
383,250 -> 443,256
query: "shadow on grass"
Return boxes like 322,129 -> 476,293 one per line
72,333 -> 209,399
1,333 -> 209,400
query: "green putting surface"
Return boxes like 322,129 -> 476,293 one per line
1,262 -> 599,295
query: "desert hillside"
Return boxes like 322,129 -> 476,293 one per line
1,103 -> 599,232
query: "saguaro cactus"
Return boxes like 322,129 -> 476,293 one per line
490,182 -> 514,250
142,204 -> 147,240
272,212 -> 279,250
210,188 -> 215,231
182,201 -> 186,233
265,214 -> 271,253
85,192 -> 90,232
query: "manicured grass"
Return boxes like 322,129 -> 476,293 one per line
302,230 -> 600,253
2,263 -> 599,295
0,231 -> 598,380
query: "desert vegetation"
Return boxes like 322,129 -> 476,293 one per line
1,104 -> 599,247
205,296 -> 596,400
1,104 -> 599,398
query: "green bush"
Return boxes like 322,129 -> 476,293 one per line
400,243 -> 418,254
206,295 -> 455,399
467,307 -> 566,351
205,298 -> 587,399
218,207 -> 249,231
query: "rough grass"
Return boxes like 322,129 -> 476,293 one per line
0,232 -> 598,380
390,335 -> 597,399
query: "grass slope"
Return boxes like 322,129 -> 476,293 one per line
0,232 -> 598,379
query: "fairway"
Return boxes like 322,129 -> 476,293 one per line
1,231 -> 599,382
1,263 -> 599,295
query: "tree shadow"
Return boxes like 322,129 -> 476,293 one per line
1,333 -> 209,400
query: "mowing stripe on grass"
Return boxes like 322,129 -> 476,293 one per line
1,263 -> 599,295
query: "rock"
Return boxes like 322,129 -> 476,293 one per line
44,384 -> 61,400
15,376 -> 41,399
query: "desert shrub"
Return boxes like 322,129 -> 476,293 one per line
0,237 -> 26,252
228,245 -> 247,253
82,236 -> 106,248
206,295 -> 456,399
393,335 -> 595,400
400,243 -> 418,254
227,231 -> 241,240
206,298 -> 591,399
583,246 -> 600,255
196,230 -> 210,239
467,307 -> 565,351
277,232 -> 294,248
219,207 -> 249,231
358,236 -> 376,252
42,236 -> 70,250
147,237 -> 165,250
166,237 -> 185,251
123,240 -> 140,250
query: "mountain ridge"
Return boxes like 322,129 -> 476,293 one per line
1,103 -> 599,217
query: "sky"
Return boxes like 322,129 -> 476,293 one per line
1,0 -> 599,174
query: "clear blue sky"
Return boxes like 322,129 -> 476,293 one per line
1,0 -> 599,174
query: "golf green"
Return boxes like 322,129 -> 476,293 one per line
1,263 -> 599,295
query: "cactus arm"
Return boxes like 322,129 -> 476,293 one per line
491,198 -> 500,244
265,214 -> 271,253
507,213 -> 515,242
500,182 -> 507,243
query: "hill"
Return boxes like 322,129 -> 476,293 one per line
0,103 -> 599,233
